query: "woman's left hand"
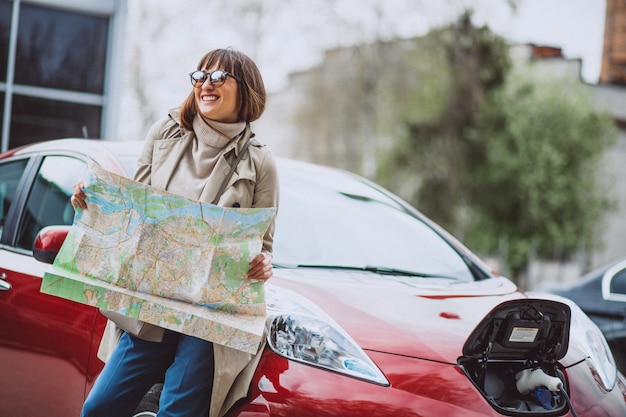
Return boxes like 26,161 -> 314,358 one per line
248,252 -> 273,281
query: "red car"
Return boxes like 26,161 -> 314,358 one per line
1,138 -> 625,417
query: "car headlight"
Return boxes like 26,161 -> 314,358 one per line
569,302 -> 617,390
267,313 -> 389,386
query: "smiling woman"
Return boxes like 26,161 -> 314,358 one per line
190,67 -> 241,123
180,48 -> 267,128
77,48 -> 279,417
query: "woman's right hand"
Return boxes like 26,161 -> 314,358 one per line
70,181 -> 87,211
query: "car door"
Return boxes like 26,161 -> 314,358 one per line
0,152 -> 105,417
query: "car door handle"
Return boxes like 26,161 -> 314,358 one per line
0,272 -> 10,291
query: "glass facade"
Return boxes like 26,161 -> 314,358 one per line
0,0 -> 118,150
0,1 -> 10,82
0,92 -> 3,141
11,95 -> 102,148
14,4 -> 108,94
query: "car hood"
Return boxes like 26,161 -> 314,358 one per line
267,268 -> 527,364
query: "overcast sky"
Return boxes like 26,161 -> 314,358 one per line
477,0 -> 606,83
250,0 -> 608,90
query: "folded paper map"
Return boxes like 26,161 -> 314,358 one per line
40,161 -> 276,354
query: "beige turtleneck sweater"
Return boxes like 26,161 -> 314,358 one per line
167,115 -> 246,200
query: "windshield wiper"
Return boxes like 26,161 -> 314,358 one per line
290,264 -> 458,279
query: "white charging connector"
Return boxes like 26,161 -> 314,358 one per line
515,368 -> 563,394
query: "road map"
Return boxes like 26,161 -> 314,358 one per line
40,161 -> 276,353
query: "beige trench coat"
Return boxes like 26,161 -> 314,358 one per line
97,107 -> 279,417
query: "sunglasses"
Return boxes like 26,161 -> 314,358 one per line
189,70 -> 239,88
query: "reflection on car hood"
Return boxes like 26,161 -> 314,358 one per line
267,268 -> 524,364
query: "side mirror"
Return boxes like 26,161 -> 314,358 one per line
33,225 -> 71,264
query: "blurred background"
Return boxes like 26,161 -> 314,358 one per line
1,0 -> 624,290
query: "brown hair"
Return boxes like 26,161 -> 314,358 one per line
180,48 -> 266,130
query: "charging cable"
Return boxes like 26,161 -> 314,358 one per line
515,368 -> 578,417
559,386 -> 579,417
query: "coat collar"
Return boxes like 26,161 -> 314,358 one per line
156,108 -> 255,202
170,107 -> 253,158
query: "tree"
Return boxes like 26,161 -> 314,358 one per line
378,13 -> 511,233
465,72 -> 617,287
377,15 -> 617,288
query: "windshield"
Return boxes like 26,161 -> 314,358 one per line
273,163 -> 475,282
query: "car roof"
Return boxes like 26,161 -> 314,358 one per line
7,138 -> 333,172
12,138 -> 144,159
5,138 -> 144,177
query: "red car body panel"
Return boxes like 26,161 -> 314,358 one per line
229,352 -> 494,417
226,351 -> 626,417
0,140 -> 131,417
0,254 -> 106,416
266,270 -> 588,367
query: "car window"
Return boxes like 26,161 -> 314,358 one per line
16,155 -> 86,250
610,269 -> 626,296
274,166 -> 474,281
0,159 -> 29,236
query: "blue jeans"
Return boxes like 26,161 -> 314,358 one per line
81,330 -> 215,417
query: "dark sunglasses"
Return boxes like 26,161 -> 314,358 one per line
188,70 -> 239,88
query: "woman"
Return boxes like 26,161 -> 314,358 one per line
73,48 -> 279,417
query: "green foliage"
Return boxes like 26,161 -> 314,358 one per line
466,73 -> 617,278
378,13 -> 511,232
378,14 -> 617,284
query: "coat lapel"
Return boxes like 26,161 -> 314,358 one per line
199,124 -> 253,204
200,143 -> 239,203
151,130 -> 195,191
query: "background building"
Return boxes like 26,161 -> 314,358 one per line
587,0 -> 626,271
601,0 -> 626,85
0,0 -> 127,151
